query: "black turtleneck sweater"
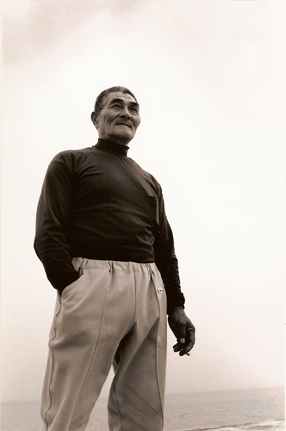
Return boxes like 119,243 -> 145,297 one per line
34,139 -> 185,313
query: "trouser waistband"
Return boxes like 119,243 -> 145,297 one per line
72,257 -> 158,274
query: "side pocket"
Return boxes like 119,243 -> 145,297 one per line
61,269 -> 86,297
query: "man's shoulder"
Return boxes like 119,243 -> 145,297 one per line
50,147 -> 94,166
53,146 -> 93,160
47,147 -> 94,175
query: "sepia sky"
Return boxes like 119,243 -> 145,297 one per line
1,0 -> 285,402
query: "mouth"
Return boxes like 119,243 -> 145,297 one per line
116,123 -> 132,129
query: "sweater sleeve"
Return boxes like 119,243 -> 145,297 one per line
153,186 -> 185,314
34,152 -> 79,290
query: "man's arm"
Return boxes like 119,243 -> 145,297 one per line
154,186 -> 195,355
34,152 -> 79,292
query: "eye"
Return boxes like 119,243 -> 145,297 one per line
130,107 -> 138,114
111,104 -> 121,109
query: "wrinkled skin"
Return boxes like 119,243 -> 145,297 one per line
92,91 -> 141,146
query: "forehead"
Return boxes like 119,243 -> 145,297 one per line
104,91 -> 137,106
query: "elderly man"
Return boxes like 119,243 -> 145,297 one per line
34,86 -> 195,431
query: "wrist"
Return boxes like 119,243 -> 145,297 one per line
168,306 -> 185,315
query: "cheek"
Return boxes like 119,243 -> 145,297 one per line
101,116 -> 113,131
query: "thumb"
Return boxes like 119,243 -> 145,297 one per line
177,324 -> 186,344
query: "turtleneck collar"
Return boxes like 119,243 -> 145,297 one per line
95,139 -> 129,157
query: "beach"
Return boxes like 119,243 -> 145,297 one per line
1,387 -> 284,431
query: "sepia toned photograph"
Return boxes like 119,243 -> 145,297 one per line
1,1 -> 285,430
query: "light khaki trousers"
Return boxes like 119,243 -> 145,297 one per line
41,259 -> 167,431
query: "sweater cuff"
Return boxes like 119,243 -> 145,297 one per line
166,293 -> 185,315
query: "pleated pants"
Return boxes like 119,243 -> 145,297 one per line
41,258 -> 167,431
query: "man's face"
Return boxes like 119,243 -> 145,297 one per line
94,91 -> 141,145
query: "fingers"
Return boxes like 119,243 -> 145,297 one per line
183,322 -> 195,355
168,309 -> 195,357
182,339 -> 195,355
186,322 -> 195,346
173,342 -> 190,356
173,341 -> 193,356
173,321 -> 195,357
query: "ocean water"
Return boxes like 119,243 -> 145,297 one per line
1,387 -> 284,431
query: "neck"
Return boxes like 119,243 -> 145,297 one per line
95,138 -> 129,157
98,133 -> 131,147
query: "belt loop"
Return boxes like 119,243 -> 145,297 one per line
109,261 -> 114,272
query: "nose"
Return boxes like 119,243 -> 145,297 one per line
119,106 -> 131,119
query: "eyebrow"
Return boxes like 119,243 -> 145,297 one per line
109,98 -> 139,109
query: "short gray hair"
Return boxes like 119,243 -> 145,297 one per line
92,86 -> 139,120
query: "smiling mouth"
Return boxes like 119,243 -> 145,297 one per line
116,123 -> 132,128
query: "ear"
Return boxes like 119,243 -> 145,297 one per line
91,111 -> 97,128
